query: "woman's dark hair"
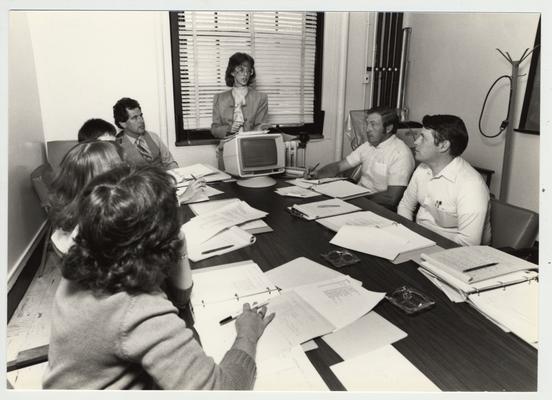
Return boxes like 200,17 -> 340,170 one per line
49,141 -> 126,231
422,114 -> 469,157
77,118 -> 117,142
225,52 -> 256,87
62,165 -> 181,295
113,97 -> 141,129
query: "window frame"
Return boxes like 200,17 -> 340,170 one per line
169,11 -> 325,146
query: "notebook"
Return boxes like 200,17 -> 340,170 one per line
289,198 -> 361,220
310,179 -> 372,200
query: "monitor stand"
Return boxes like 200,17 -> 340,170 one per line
236,176 -> 277,188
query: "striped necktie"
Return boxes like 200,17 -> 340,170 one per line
135,136 -> 153,162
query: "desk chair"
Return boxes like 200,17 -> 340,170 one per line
490,198 -> 539,250
46,140 -> 78,175
345,110 -> 422,182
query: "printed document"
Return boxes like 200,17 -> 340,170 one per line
291,198 -> 361,220
275,186 -> 321,198
265,257 -> 361,290
309,179 -> 372,199
322,311 -> 407,360
169,163 -> 231,183
186,226 -> 255,262
182,200 -> 267,245
330,345 -> 440,391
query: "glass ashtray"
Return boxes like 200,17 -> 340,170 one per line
321,249 -> 360,268
386,286 -> 435,315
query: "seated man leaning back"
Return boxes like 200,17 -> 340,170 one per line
311,107 -> 415,210
397,114 -> 491,246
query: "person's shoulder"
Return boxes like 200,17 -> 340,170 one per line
127,290 -> 178,320
248,87 -> 267,101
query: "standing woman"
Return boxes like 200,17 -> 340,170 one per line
43,166 -> 274,389
211,52 -> 269,169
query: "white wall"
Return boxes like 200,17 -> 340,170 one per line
8,12 -> 48,277
23,11 -> 347,171
403,12 -> 540,212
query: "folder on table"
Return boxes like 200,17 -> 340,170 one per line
288,198 -> 361,220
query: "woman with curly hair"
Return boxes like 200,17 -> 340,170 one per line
43,166 -> 274,389
211,52 -> 269,169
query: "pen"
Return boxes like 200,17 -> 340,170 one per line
317,204 -> 339,208
219,300 -> 270,325
190,174 -> 198,181
201,244 -> 234,255
463,262 -> 498,273
307,162 -> 320,176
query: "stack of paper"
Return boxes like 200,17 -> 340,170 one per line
275,186 -> 321,198
330,224 -> 435,260
182,200 -> 267,261
330,345 -> 440,391
176,185 -> 223,204
316,210 -> 394,232
289,198 -> 361,220
168,163 -> 231,184
287,177 -> 345,189
309,180 -> 372,200
189,198 -> 272,234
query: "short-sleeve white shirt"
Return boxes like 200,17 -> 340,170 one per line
397,157 -> 491,246
345,135 -> 415,193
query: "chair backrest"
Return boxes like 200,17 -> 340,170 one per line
46,140 -> 78,175
30,163 -> 55,213
490,198 -> 539,249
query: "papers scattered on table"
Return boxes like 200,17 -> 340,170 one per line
330,224 -> 435,260
420,245 -> 538,284
182,200 -> 267,246
322,312 -> 407,360
330,345 -> 440,391
309,179 -> 372,200
287,177 -> 344,189
189,198 -> 272,234
468,279 -> 539,347
168,163 -> 231,184
254,345 -> 329,391
186,226 -> 255,262
177,185 -> 223,204
265,257 -> 362,290
275,186 -> 321,198
317,210 -> 394,232
289,198 -> 361,220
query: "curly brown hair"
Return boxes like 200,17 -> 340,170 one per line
62,165 -> 182,294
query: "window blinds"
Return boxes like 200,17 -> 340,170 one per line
174,11 -> 319,131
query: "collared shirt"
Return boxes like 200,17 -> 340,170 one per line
397,157 -> 491,246
345,135 -> 415,193
119,131 -> 178,171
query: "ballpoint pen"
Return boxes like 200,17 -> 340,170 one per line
463,262 -> 498,273
317,204 -> 340,208
307,162 -> 320,177
219,300 -> 270,325
201,244 -> 234,255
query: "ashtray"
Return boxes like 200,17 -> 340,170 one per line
386,286 -> 435,315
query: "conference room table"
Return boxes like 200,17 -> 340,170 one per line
180,178 -> 538,392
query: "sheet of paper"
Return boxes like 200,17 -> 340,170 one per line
468,280 -> 538,345
183,200 -> 267,245
421,245 -> 537,283
418,268 -> 466,303
301,340 -> 318,352
256,290 -> 336,361
322,312 -> 407,360
311,179 -> 371,199
186,226 -> 256,262
275,186 -> 321,198
383,224 -> 436,253
293,277 -> 386,331
330,345 -> 440,391
254,345 -> 328,391
392,245 -> 444,265
287,177 -> 344,189
168,163 -> 216,181
177,185 -> 223,204
265,257 -> 361,290
190,261 -> 278,307
316,210 -> 394,232
292,198 -> 361,220
330,225 -> 408,260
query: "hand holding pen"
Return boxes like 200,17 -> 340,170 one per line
233,303 -> 275,342
304,162 -> 320,179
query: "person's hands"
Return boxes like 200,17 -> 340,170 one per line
230,120 -> 244,134
177,178 -> 206,203
235,303 -> 275,342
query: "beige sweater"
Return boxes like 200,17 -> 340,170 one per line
43,278 -> 256,389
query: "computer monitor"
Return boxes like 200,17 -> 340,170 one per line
223,133 -> 285,187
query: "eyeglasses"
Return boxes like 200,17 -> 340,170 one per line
234,65 -> 253,75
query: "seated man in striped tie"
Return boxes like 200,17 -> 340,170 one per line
113,97 -> 178,170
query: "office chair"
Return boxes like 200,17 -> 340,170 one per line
46,140 -> 78,175
490,198 -> 539,250
345,110 -> 422,182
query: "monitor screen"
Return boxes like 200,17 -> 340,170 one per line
240,137 -> 277,168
